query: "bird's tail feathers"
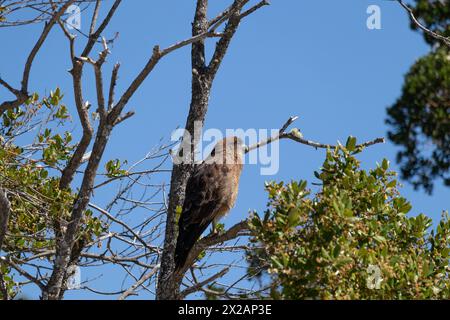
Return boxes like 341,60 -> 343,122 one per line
174,222 -> 210,271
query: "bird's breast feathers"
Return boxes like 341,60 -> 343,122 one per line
192,162 -> 242,219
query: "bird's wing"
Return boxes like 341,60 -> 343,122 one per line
175,163 -> 224,269
180,163 -> 223,227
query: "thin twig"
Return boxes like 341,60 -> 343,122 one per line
118,265 -> 160,300
397,0 -> 450,47
245,115 -> 385,153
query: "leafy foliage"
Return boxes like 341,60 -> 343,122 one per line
105,159 -> 128,178
249,141 -> 450,299
386,1 -> 449,193
386,47 -> 449,193
0,90 -> 105,299
411,0 -> 449,46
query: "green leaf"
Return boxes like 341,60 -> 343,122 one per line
346,136 -> 357,152
386,180 -> 397,188
333,244 -> 341,258
335,257 -> 353,268
373,235 -> 386,243
40,170 -> 48,179
382,159 -> 390,171
287,208 -> 301,227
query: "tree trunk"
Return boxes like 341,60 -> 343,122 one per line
156,0 -> 211,300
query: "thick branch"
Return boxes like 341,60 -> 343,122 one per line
176,220 -> 249,277
81,0 -> 122,57
89,0 -> 102,36
0,189 -> 11,251
240,0 -> 270,20
207,0 -> 248,78
108,63 -> 120,110
59,60 -> 93,189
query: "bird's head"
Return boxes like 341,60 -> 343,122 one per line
205,136 -> 245,165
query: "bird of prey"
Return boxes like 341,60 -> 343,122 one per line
174,136 -> 245,271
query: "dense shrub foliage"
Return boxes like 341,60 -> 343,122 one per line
386,0 -> 449,193
0,91 -> 105,299
249,139 -> 450,299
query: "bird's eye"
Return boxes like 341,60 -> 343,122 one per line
210,148 -> 216,157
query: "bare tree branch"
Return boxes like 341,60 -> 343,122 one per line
81,0 -> 121,57
0,0 -> 76,114
0,1 -> 97,28
246,116 -> 385,153
176,221 -> 250,278
88,0 -> 101,36
397,0 -> 450,47
1,257 -> 46,291
240,0 -> 269,20
118,265 -> 160,300
180,267 -> 229,299
88,203 -> 158,253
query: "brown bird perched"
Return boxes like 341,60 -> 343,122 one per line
175,136 -> 245,271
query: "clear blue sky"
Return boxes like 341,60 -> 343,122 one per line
0,0 -> 448,299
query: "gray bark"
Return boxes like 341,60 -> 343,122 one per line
156,0 -> 211,300
0,188 -> 11,252
156,0 -> 260,300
